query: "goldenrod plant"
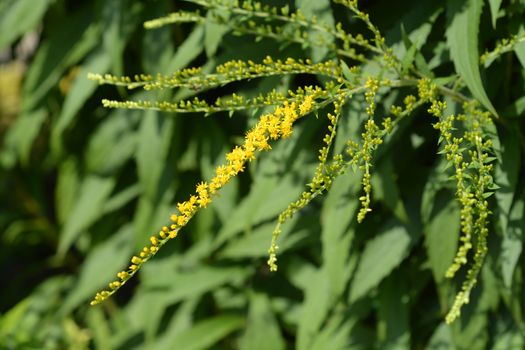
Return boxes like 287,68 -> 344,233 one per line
88,0 -> 499,323
1,0 -> 524,348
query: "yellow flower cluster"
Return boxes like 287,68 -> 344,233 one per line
90,92 -> 317,305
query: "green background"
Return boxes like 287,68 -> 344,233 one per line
0,0 -> 524,349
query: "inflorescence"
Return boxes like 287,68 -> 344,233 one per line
89,0 -> 499,325
91,89 -> 319,305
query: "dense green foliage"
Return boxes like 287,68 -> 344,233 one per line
1,0 -> 524,349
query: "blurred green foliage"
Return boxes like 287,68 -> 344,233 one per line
0,0 -> 524,349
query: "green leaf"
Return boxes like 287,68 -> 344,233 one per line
204,10 -> 229,58
310,314 -> 356,350
132,186 -> 176,248
371,158 -> 409,223
196,119 -> 228,180
0,277 -> 70,345
349,222 -> 411,303
493,128 -> 521,230
492,327 -> 524,350
450,266 -> 497,348
451,309 -> 489,349
1,108 -> 46,166
321,172 -> 359,298
426,323 -> 453,349
0,0 -> 51,50
488,0 -> 502,28
150,297 -> 200,347
386,0 -> 441,73
142,265 -> 250,303
296,0 -> 335,61
400,26 -> 419,75
421,158 -> 452,224
500,197 -> 523,288
424,191 -> 460,283
152,315 -> 244,350
136,108 -> 175,199
0,298 -> 31,337
340,60 -> 357,83
505,96 -> 525,119
515,39 -> 525,69
492,128 -> 522,287
239,293 -> 285,350
219,215 -> 311,259
100,0 -> 134,77
377,271 -> 410,349
297,270 -> 333,350
167,24 -> 206,72
59,225 -> 134,315
51,49 -> 111,156
55,158 -> 80,225
86,307 -> 112,350
212,172 -> 303,248
102,184 -> 141,214
85,108 -> 139,175
58,175 -> 116,256
446,0 -> 498,117
22,6 -> 99,111
142,2 -> 175,74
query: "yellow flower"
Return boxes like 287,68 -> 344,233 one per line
280,118 -> 293,138
266,114 -> 281,140
198,195 -> 211,208
117,271 -> 128,280
209,179 -> 221,194
90,93 -> 318,306
177,215 -> 188,226
283,101 -> 298,121
196,181 -> 208,194
299,95 -> 314,115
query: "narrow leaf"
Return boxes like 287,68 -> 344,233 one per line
153,315 -> 244,350
424,192 -> 460,283
204,10 -> 229,58
58,175 -> 115,256
51,49 -> 111,156
0,0 -> 51,50
1,108 -> 46,166
349,223 -> 411,303
136,108 -> 174,199
85,109 -> 139,175
239,293 -> 285,350
446,0 -> 498,116
501,198 -> 523,288
321,173 -> 359,298
377,272 -> 410,349
488,0 -> 502,28
297,270 -> 333,350
59,225 -> 134,315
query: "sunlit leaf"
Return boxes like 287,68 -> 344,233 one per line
239,293 -> 285,350
446,0 -> 497,116
153,315 -> 244,350
349,222 -> 411,303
